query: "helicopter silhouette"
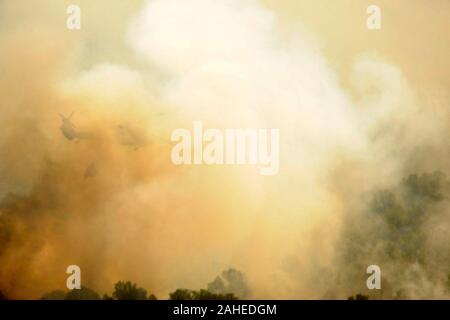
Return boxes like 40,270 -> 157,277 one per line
114,124 -> 149,150
59,112 -> 91,143
59,112 -> 167,149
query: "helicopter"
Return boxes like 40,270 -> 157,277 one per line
114,124 -> 150,150
59,112 -> 90,143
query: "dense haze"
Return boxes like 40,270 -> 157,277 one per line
0,0 -> 449,299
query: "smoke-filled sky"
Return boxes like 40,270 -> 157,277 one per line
0,0 -> 449,299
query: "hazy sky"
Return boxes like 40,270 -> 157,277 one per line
0,0 -> 448,299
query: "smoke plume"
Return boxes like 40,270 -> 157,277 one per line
0,0 -> 449,299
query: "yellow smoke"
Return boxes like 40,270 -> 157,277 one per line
0,0 -> 449,299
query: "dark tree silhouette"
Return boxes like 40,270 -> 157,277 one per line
348,294 -> 369,300
207,268 -> 250,299
169,288 -> 237,300
193,289 -> 238,300
207,276 -> 226,293
40,290 -> 66,300
169,289 -> 194,300
65,286 -> 100,300
113,281 -> 148,300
